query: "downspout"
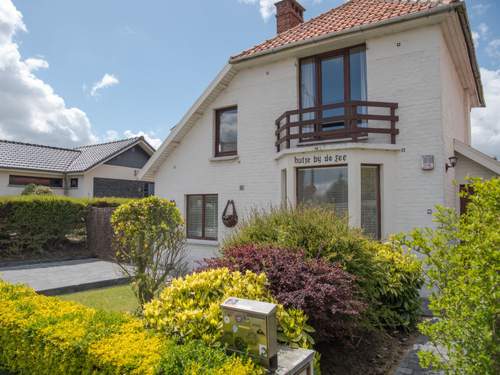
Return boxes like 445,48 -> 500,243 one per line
63,173 -> 69,196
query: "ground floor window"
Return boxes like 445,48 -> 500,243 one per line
9,175 -> 63,188
186,194 -> 218,240
361,165 -> 381,239
296,166 -> 348,217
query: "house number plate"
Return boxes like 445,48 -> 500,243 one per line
294,154 -> 347,165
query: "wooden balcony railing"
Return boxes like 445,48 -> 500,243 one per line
275,101 -> 399,152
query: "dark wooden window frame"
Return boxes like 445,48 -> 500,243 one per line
186,194 -> 218,240
298,44 -> 366,136
8,175 -> 64,188
214,106 -> 238,157
361,164 -> 381,240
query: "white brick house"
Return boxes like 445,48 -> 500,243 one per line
140,0 -> 499,255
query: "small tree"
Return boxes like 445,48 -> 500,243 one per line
111,197 -> 187,307
398,178 -> 499,374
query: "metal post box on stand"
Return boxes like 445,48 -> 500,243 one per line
221,297 -> 278,371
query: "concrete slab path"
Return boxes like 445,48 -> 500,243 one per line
0,258 -> 128,295
0,246 -> 219,295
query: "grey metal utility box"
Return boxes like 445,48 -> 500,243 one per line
221,297 -> 278,371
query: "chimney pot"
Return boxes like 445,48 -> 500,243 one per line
275,0 -> 305,34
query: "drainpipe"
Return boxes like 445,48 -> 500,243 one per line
63,173 -> 69,196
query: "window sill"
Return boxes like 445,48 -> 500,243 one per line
187,238 -> 219,246
209,155 -> 239,162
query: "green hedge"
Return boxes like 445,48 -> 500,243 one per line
0,196 -> 133,254
0,279 -> 260,375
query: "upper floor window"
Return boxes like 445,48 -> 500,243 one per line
300,45 -> 367,132
215,106 -> 237,157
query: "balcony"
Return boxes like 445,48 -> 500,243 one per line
275,101 -> 399,152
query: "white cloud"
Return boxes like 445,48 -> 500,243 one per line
90,73 -> 119,97
106,129 -> 162,149
472,22 -> 490,46
486,39 -> 500,60
472,31 -> 480,46
471,68 -> 500,159
124,130 -> 162,149
0,0 -> 97,147
25,57 -> 49,71
240,0 -> 319,21
239,0 -> 277,21
471,2 -> 491,16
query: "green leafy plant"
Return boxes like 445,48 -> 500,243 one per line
397,178 -> 499,374
21,183 -> 54,195
111,196 -> 188,307
0,279 -> 259,375
144,268 -> 315,350
224,206 -> 423,330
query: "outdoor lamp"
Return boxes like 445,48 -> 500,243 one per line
445,156 -> 458,172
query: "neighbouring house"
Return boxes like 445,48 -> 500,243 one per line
140,0 -> 499,256
0,137 -> 155,198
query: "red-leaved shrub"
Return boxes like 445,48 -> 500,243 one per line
202,245 -> 365,342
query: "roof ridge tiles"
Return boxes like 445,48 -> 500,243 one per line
0,139 -> 80,153
74,136 -> 141,150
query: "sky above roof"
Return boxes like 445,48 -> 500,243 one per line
1,0 -> 499,157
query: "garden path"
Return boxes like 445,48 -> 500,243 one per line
0,246 -> 218,295
0,259 -> 128,295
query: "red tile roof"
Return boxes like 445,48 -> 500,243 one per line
231,0 -> 459,61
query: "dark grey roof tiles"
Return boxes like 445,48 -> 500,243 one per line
67,138 -> 141,172
0,140 -> 79,172
0,137 -> 146,173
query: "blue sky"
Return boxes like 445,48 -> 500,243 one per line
1,0 -> 499,156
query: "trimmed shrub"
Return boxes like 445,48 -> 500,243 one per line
0,195 -> 87,254
0,279 -> 260,375
21,184 -> 54,195
202,245 -> 365,342
144,268 -> 315,350
0,196 -> 134,255
112,197 -> 188,306
398,178 -> 499,374
224,206 -> 423,330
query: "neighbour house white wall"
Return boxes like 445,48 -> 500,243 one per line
0,164 -> 148,198
67,164 -> 144,198
0,169 -> 66,196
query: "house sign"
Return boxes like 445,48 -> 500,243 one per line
294,154 -> 347,166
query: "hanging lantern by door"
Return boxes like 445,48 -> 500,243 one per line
222,200 -> 238,228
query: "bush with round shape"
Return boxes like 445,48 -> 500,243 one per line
21,183 -> 54,196
143,268 -> 315,350
202,245 -> 366,342
224,206 -> 423,330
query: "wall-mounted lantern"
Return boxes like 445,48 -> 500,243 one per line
445,156 -> 458,172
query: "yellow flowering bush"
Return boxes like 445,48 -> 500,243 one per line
0,279 -> 260,374
144,268 -> 314,349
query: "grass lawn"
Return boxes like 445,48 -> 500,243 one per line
59,285 -> 138,313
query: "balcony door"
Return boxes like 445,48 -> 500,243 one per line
299,45 -> 367,137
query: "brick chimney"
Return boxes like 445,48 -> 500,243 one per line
275,0 -> 305,34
